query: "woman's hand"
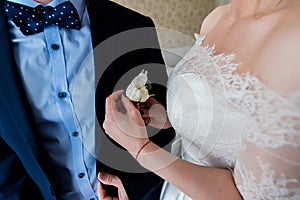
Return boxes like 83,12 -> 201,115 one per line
97,172 -> 128,200
103,90 -> 149,155
138,97 -> 172,129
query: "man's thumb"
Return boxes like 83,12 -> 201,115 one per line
98,172 -> 121,187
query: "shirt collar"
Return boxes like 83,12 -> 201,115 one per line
6,0 -> 85,19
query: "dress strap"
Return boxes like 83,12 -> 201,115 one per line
194,33 -> 206,45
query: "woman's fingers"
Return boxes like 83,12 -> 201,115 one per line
139,104 -> 171,129
103,90 -> 149,150
139,108 -> 149,117
142,116 -> 151,126
121,94 -> 145,127
105,90 -> 125,114
110,90 -> 124,101
104,90 -> 125,126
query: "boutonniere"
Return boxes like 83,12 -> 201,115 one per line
125,70 -> 154,103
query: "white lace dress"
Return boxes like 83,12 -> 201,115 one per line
160,34 -> 300,200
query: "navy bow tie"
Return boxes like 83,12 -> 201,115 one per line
4,1 -> 81,35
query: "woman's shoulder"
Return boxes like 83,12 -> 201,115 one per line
200,4 -> 230,35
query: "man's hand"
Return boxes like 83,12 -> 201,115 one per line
97,172 -> 129,200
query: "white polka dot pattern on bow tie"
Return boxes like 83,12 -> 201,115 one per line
4,1 -> 81,35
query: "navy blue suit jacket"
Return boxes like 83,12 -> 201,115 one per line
0,0 -> 175,199
0,0 -> 55,199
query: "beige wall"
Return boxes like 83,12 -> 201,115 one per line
215,0 -> 230,6
111,0 -> 215,48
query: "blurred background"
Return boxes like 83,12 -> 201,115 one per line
111,0 -> 230,48
110,0 -> 230,70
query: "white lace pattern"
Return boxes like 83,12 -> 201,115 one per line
165,34 -> 300,199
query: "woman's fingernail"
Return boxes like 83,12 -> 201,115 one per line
123,91 -> 127,97
139,109 -> 144,115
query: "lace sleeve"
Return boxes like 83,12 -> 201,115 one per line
232,88 -> 300,200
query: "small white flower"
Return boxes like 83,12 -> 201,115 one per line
126,70 -> 153,102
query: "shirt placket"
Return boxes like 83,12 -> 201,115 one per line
44,25 -> 96,200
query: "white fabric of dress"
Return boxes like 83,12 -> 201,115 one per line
160,34 -> 300,200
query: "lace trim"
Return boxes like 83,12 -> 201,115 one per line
234,158 -> 300,200
171,33 -> 300,149
168,33 -> 300,199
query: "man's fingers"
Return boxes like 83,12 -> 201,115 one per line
97,181 -> 107,199
98,172 -> 129,200
119,188 -> 129,200
98,172 -> 122,188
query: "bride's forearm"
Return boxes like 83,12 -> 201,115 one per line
137,142 -> 242,200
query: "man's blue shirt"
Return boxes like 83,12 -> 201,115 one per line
6,0 -> 97,199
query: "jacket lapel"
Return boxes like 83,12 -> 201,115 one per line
0,0 -> 38,148
87,0 -> 117,48
0,1 -> 55,198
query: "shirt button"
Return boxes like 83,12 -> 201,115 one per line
72,131 -> 79,137
51,44 -> 59,50
78,173 -> 85,178
58,92 -> 67,98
